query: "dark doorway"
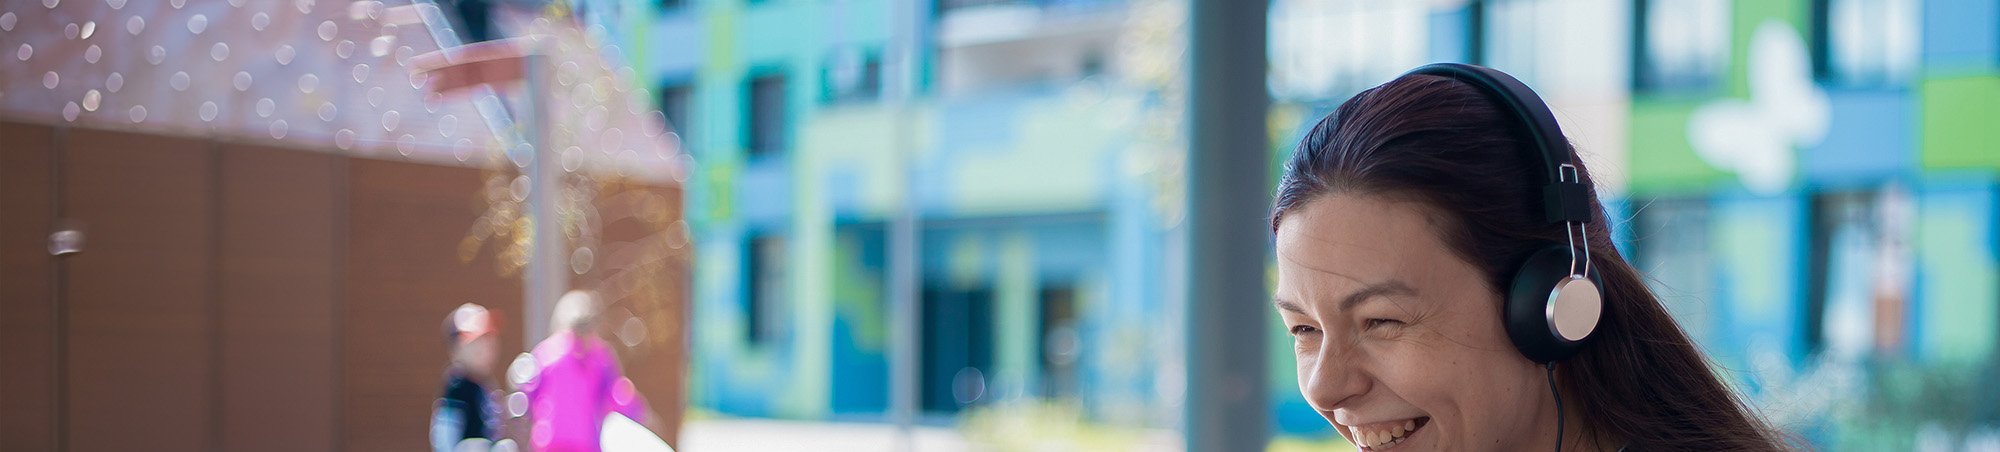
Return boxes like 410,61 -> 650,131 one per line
920,284 -> 993,414
1038,285 -> 1080,398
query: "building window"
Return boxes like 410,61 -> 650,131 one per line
1811,0 -> 1918,87
1426,0 -> 1484,65
1267,0 -> 1429,101
822,51 -> 882,104
1806,188 -> 1914,358
657,0 -> 686,12
921,284 -> 994,413
1631,198 -> 1715,342
1633,0 -> 1730,93
657,80 -> 693,143
937,0 -> 1010,13
1482,0 -> 1548,84
744,234 -> 788,346
745,72 -> 788,158
1038,285 -> 1080,398
1079,52 -> 1106,79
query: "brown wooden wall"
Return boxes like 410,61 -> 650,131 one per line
343,158 -> 527,451
0,122 -> 59,451
0,123 -> 686,451
217,144 -> 341,452
63,130 -> 219,451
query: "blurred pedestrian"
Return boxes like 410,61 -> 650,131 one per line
432,303 -> 505,452
523,290 -> 652,451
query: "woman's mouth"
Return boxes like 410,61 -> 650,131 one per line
1348,416 -> 1429,451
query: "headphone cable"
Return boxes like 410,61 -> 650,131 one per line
1548,361 -> 1563,452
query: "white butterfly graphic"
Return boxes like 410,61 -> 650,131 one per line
1687,21 -> 1831,195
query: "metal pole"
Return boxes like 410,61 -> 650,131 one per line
524,51 -> 563,344
405,0 -> 554,343
1184,0 -> 1270,450
887,117 -> 919,451
885,0 -> 927,448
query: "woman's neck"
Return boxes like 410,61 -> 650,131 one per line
1551,391 -> 1625,452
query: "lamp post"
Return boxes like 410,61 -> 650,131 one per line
1184,0 -> 1270,450
407,26 -> 564,344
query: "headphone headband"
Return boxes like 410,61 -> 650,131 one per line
1405,63 -> 1590,225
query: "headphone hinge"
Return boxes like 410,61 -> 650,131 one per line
1542,181 -> 1592,224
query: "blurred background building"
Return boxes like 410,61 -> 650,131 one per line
621,0 -> 2000,450
630,0 -> 1184,429
4,0 -> 2000,450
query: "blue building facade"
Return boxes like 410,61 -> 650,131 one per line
618,0 -> 1189,431
614,0 -> 2000,447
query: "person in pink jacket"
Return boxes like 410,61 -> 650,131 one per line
521,290 -> 650,452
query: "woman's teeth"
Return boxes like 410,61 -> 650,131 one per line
1354,418 -> 1420,449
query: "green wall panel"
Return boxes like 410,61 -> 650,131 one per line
1919,76 -> 2000,170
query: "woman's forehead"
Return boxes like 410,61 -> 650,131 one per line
1280,195 -> 1451,261
1276,195 -> 1467,297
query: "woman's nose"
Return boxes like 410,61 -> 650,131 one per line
1300,339 -> 1368,411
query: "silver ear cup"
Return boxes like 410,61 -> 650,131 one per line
1545,276 -> 1602,342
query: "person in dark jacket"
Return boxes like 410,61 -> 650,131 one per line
432,303 -> 504,452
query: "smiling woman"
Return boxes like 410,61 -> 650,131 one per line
1268,64 -> 1794,452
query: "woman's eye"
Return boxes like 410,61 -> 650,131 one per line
1288,325 -> 1318,336
1364,318 -> 1404,330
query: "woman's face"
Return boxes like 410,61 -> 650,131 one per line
1274,194 -> 1557,451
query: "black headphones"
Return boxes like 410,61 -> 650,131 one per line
1405,63 -> 1604,364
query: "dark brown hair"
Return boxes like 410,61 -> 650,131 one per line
1271,74 -> 1793,451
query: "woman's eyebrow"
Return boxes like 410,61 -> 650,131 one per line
1272,280 -> 1418,315
1338,280 -> 1418,313
1274,298 -> 1309,315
